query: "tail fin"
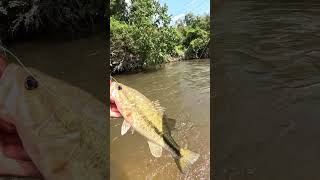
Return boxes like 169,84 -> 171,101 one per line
176,149 -> 200,173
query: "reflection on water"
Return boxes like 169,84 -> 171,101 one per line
0,34 -> 106,180
110,60 -> 210,179
215,1 -> 320,180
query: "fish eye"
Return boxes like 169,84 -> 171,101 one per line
118,85 -> 122,90
25,76 -> 38,90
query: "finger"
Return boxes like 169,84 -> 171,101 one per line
3,143 -> 31,161
0,120 -> 31,161
1,131 -> 21,144
0,118 -> 16,133
0,154 -> 41,177
18,160 -> 42,177
0,133 -> 31,161
110,109 -> 122,118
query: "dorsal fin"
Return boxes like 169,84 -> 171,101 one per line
152,100 -> 166,113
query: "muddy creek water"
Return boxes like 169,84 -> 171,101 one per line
110,60 -> 210,180
215,1 -> 320,180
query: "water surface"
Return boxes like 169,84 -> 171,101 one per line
215,1 -> 320,179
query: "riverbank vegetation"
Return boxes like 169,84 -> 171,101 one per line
0,0 -> 105,44
111,0 -> 210,74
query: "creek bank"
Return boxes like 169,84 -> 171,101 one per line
111,56 -> 209,75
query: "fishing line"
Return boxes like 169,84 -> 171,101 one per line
0,45 -> 39,79
0,45 -> 82,114
110,75 -> 119,83
0,46 -> 70,108
172,0 -> 209,21
197,39 -> 210,62
0,41 -> 6,58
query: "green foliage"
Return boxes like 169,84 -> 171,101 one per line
176,13 -> 210,60
174,44 -> 185,58
110,17 -> 138,72
0,0 -> 104,42
110,0 -> 210,74
111,0 -> 128,21
110,0 -> 179,74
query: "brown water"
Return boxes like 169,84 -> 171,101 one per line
110,60 -> 210,179
215,1 -> 320,180
0,34 -> 106,180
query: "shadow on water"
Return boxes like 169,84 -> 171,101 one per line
110,60 -> 210,179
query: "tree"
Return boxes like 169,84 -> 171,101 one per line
110,0 -> 179,74
175,13 -> 210,59
110,0 -> 211,74
0,0 -> 104,42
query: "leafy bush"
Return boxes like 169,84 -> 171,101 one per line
174,44 -> 185,58
176,13 -> 210,60
110,0 -> 179,74
110,0 -> 210,74
0,0 -> 104,42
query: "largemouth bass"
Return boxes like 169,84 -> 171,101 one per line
110,81 -> 200,173
0,63 -> 106,180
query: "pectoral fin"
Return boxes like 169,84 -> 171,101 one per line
147,141 -> 162,157
121,120 -> 131,135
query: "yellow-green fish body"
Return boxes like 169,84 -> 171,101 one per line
110,81 -> 199,173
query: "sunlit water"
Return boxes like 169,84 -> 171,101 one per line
215,1 -> 320,180
0,34 -> 106,180
110,60 -> 210,180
